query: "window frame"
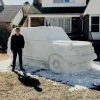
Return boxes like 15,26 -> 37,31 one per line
91,16 -> 99,32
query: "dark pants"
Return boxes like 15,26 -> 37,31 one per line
12,49 -> 23,70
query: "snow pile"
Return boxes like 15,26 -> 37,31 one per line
69,85 -> 88,91
25,61 -> 100,89
0,58 -> 12,72
7,26 -> 96,74
1,58 -> 100,89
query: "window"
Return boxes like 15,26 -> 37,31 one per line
44,18 -> 71,33
91,17 -> 99,32
53,0 -> 70,3
65,0 -> 69,2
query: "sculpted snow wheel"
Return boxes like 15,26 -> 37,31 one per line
49,54 -> 65,73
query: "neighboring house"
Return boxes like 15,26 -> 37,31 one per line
26,0 -> 89,40
22,2 -> 39,27
23,5 -> 41,27
84,0 -> 100,40
0,5 -> 24,28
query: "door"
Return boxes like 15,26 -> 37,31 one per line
31,17 -> 44,27
72,17 -> 82,34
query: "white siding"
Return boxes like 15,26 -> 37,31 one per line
12,9 -> 23,26
42,0 -> 86,7
84,0 -> 100,15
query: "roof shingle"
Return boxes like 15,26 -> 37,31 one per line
0,5 -> 22,22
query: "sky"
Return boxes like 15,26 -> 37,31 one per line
3,0 -> 33,5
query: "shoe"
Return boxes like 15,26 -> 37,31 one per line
12,68 -> 15,72
20,68 -> 25,72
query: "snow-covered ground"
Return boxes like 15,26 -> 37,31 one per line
0,58 -> 100,90
2,26 -> 99,90
0,58 -> 12,72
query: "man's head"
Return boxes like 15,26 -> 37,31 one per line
15,27 -> 20,35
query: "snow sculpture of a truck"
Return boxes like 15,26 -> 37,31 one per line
7,27 -> 96,73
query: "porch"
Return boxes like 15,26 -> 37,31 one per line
28,14 -> 84,40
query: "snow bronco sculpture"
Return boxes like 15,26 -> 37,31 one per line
7,27 -> 96,73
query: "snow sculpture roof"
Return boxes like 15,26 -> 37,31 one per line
11,26 -> 71,41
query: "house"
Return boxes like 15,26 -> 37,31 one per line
84,0 -> 100,40
22,2 -> 40,27
0,5 -> 24,28
26,0 -> 89,40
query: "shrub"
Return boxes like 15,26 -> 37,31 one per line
0,23 -> 11,51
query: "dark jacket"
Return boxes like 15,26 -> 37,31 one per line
11,34 -> 25,51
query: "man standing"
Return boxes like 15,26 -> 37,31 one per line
11,27 -> 25,72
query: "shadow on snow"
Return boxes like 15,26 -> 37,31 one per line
14,71 -> 42,92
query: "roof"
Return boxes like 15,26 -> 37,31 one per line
84,0 -> 100,15
40,7 -> 86,14
0,5 -> 22,22
28,5 -> 41,14
32,4 -> 86,14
